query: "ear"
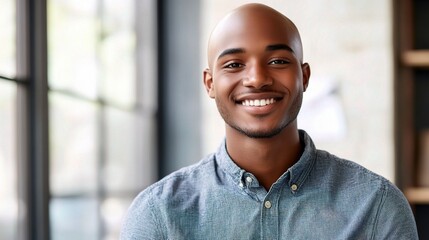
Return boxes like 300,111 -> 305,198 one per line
203,68 -> 215,98
301,63 -> 311,92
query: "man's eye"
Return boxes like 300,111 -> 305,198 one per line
225,63 -> 244,68
269,59 -> 289,65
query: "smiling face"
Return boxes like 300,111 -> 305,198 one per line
204,4 -> 310,139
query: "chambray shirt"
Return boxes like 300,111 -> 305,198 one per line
121,130 -> 418,240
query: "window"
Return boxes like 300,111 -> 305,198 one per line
47,0 -> 157,239
0,0 -> 158,239
0,81 -> 18,239
0,0 -> 19,239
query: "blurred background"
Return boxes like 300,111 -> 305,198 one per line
1,0 -> 428,239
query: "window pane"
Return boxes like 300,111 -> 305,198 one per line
103,107 -> 144,193
100,0 -> 136,107
50,197 -> 99,240
48,0 -> 98,99
0,81 -> 18,240
49,93 -> 98,196
100,197 -> 133,240
0,0 -> 16,78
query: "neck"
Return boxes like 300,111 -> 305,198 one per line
225,122 -> 302,190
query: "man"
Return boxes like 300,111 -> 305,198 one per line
121,3 -> 418,239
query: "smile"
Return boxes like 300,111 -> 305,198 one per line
241,98 -> 276,107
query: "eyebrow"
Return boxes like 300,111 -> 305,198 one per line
266,44 -> 294,53
216,44 -> 294,61
217,48 -> 245,60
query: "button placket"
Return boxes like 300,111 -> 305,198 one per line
261,192 -> 279,239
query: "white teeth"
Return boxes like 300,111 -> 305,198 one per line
241,98 -> 276,107
254,99 -> 260,106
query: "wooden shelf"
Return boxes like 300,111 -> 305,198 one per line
405,187 -> 429,204
402,50 -> 429,68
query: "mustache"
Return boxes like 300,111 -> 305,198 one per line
233,89 -> 285,102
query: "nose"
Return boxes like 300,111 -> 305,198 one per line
243,63 -> 272,89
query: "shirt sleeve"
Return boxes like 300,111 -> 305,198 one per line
372,183 -> 418,240
120,190 -> 164,240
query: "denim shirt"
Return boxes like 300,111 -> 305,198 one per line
121,130 -> 418,240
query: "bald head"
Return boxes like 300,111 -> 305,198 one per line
207,3 -> 304,69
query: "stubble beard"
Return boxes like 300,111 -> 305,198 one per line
216,92 -> 303,139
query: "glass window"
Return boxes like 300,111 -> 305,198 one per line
100,0 -> 136,107
104,107 -> 139,193
100,197 -> 133,240
49,93 -> 98,196
0,0 -> 16,78
48,0 -> 151,239
0,1 -> 18,239
0,81 -> 18,240
50,198 -> 99,240
48,0 -> 99,99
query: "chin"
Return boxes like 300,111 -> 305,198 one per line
235,126 -> 285,139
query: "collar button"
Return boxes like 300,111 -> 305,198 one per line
291,184 -> 298,191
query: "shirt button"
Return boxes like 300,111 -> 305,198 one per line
246,176 -> 253,183
264,201 -> 272,209
291,184 -> 298,191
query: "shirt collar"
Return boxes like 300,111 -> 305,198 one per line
287,130 -> 317,190
215,130 -> 317,191
215,139 -> 246,186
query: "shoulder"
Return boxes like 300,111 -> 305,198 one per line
120,154 -> 216,238
312,149 -> 414,218
130,153 -> 216,207
311,150 -> 418,237
312,149 -> 396,193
